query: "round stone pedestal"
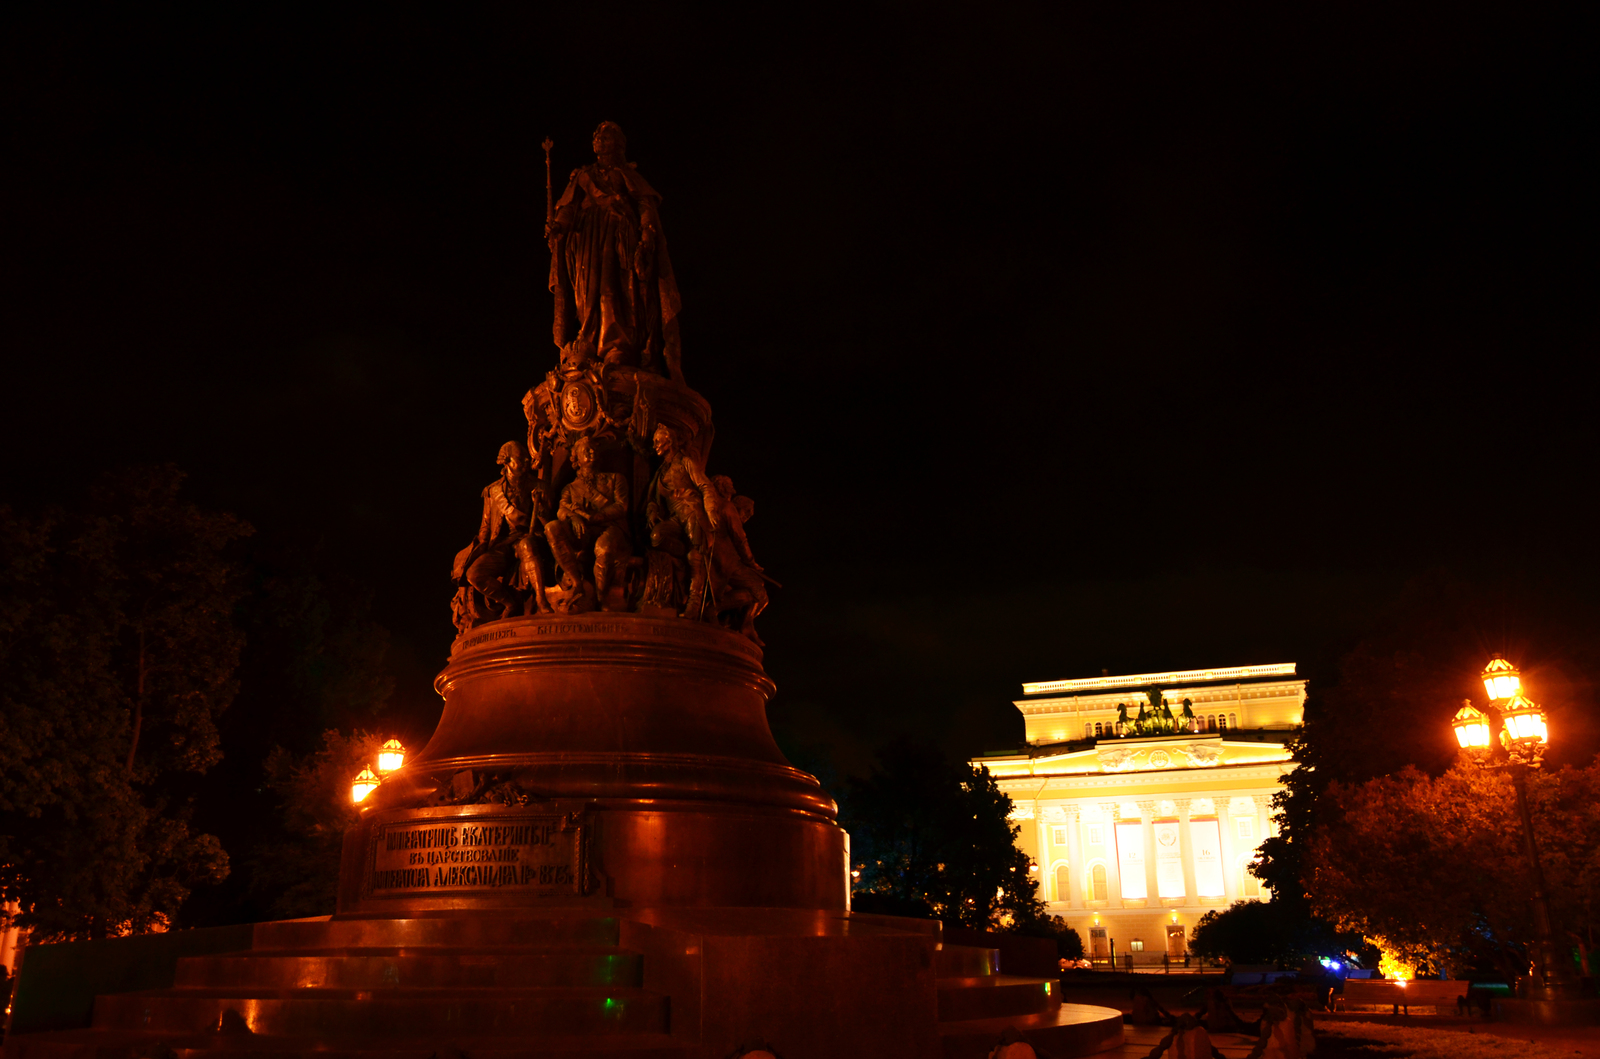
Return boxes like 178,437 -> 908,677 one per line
336,613 -> 846,915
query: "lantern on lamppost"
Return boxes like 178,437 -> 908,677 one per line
1450,702 -> 1493,761
376,739 -> 406,775
351,765 -> 380,804
1482,654 -> 1523,703
1451,656 -> 1575,1004
1500,693 -> 1548,760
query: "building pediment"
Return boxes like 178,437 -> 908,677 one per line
1097,735 -> 1223,772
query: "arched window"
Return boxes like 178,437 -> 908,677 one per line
1054,864 -> 1070,903
1085,722 -> 1094,738
1094,722 -> 1103,737
1090,863 -> 1108,902
1228,713 -> 1237,728
1217,715 -> 1227,732
1206,715 -> 1216,731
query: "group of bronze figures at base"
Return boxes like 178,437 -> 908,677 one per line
449,119 -> 773,641
450,406 -> 769,641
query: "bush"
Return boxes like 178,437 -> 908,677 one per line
1014,913 -> 1085,961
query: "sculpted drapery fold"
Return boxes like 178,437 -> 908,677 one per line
547,121 -> 683,382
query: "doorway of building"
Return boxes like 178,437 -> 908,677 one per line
1166,924 -> 1186,958
1089,927 -> 1108,958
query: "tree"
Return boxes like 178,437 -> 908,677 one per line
1305,760 -> 1600,979
843,740 -> 1048,931
1190,899 -> 1373,968
247,729 -> 389,919
1253,572 -> 1600,974
0,467 -> 249,938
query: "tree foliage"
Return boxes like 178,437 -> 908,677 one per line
1253,573 -> 1600,975
1306,760 -> 1600,979
0,467 -> 249,937
1190,899 -> 1373,968
842,740 -> 1049,932
247,729 -> 389,919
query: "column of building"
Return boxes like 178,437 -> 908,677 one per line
1137,799 -> 1159,904
1063,804 -> 1083,907
1253,793 -> 1275,842
1174,797 -> 1197,904
1099,801 -> 1124,906
1035,809 -> 1050,894
1217,793 -> 1241,902
1252,793 -> 1274,898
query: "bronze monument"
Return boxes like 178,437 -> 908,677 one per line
4,124 -> 1122,1059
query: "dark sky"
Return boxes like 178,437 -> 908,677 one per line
3,5 -> 1597,778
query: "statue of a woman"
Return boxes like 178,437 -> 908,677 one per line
547,122 -> 684,382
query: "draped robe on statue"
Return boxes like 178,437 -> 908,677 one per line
549,162 -> 683,381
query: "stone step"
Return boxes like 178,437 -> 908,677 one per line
936,975 -> 1060,1021
175,948 -> 644,989
5,1028 -> 693,1059
91,987 -> 668,1037
251,915 -> 620,951
935,944 -> 1001,978
937,1002 -> 1126,1059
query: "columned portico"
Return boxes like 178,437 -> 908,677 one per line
974,663 -> 1305,966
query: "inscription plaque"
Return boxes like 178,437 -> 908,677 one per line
364,814 -> 586,898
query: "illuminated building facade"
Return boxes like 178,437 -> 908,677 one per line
971,664 -> 1305,965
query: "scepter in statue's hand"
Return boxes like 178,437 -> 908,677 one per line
542,137 -> 555,243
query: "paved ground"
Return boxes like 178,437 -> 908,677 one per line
1054,985 -> 1596,1059
1315,1012 -> 1597,1057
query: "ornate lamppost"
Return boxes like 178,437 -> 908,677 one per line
1449,656 -> 1578,1003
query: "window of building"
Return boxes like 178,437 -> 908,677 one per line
1206,715 -> 1216,731
1091,863 -> 1108,901
1054,864 -> 1069,902
1087,825 -> 1103,845
1130,939 -> 1145,952
1236,817 -> 1254,841
1229,713 -> 1237,727
1085,722 -> 1093,738
1051,827 -> 1066,846
1239,859 -> 1261,898
1094,721 -> 1103,736
1217,715 -> 1227,732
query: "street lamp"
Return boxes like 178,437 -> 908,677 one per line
376,739 -> 406,775
1450,655 -> 1576,1004
351,766 -> 380,804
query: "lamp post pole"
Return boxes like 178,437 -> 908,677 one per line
1506,757 -> 1567,999
1451,656 -> 1580,1003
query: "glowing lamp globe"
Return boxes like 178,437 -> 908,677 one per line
1482,656 -> 1522,703
376,739 -> 406,774
351,766 -> 380,804
1500,692 -> 1548,748
1451,702 -> 1491,751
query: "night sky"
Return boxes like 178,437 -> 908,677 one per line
4,5 -> 1598,783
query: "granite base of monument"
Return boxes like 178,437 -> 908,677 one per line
4,615 -> 1124,1059
4,908 -> 1124,1059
